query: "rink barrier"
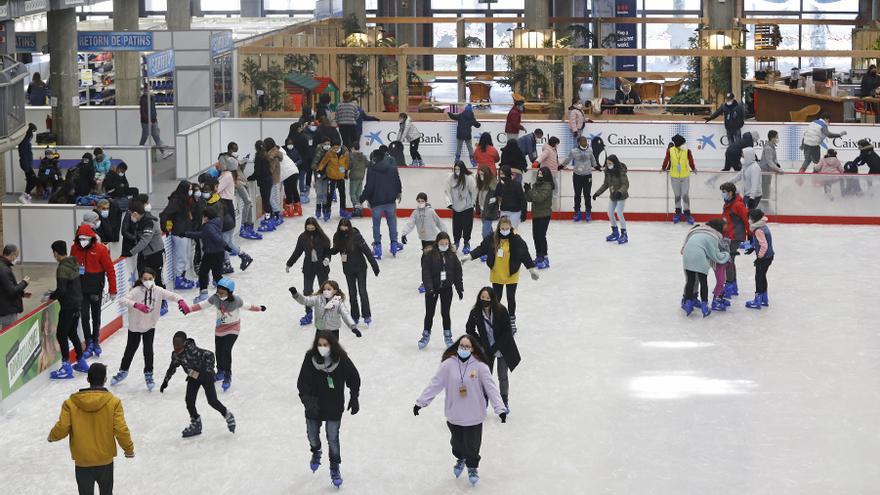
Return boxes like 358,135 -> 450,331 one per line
0,257 -> 132,407
25,106 -> 175,146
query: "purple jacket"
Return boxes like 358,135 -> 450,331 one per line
415,356 -> 506,426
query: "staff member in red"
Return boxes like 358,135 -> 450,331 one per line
71,224 -> 117,360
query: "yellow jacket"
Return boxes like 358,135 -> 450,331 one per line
665,146 -> 695,179
319,147 -> 350,181
48,388 -> 134,467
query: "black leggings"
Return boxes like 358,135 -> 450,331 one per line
215,334 -> 238,376
185,374 -> 227,419
572,174 -> 593,212
284,174 -> 300,204
80,292 -> 103,344
755,257 -> 773,293
120,329 -> 155,372
303,268 -> 330,315
57,305 -> 83,361
75,463 -> 114,495
452,208 -> 474,244
492,283 -> 518,317
410,138 -> 422,161
330,180 -> 347,210
424,286 -> 453,332
199,252 -> 224,291
532,216 -> 550,257
448,422 -> 483,468
258,182 -> 273,216
684,270 -> 709,302
345,270 -> 371,320
22,167 -> 37,195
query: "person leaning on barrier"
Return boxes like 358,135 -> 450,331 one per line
0,244 -> 31,329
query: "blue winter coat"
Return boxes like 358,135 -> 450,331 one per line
360,156 -> 401,207
681,226 -> 730,275
185,217 -> 228,254
448,105 -> 481,140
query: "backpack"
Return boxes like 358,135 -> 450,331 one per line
591,135 -> 606,164
844,160 -> 859,174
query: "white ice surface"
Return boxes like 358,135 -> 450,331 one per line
3,217 -> 880,495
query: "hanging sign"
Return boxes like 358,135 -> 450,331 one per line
145,49 -> 174,78
78,31 -> 154,52
614,0 -> 637,74
210,31 -> 233,57
15,33 -> 37,52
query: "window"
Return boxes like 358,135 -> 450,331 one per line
465,23 -> 486,71
264,0 -> 316,10
493,23 -> 515,72
433,17 -> 458,72
644,20 -> 698,72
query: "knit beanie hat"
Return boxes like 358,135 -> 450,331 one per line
671,134 -> 686,147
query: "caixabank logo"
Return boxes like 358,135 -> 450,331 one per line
363,131 -> 445,147
829,136 -> 878,150
605,133 -> 666,146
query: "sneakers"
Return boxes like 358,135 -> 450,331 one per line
239,252 -> 254,271
443,329 -> 453,348
145,372 -> 155,392
225,410 -> 236,433
605,226 -> 620,242
17,193 -> 32,204
453,459 -> 466,478
50,361 -> 74,379
417,330 -> 431,350
182,416 -> 202,438
110,370 -> 129,386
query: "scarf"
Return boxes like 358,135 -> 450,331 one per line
311,356 -> 339,373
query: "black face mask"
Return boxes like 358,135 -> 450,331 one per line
480,300 -> 491,308
339,230 -> 349,236
307,230 -> 316,236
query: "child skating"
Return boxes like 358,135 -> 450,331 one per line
744,209 -> 775,309
289,280 -> 361,338
401,192 -> 447,293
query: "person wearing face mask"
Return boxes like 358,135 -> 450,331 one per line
465,287 -> 520,410
402,194 -> 447,293
500,137 -> 528,181
448,104 -> 481,166
493,166 -> 526,229
183,209 -> 244,304
413,335 -> 507,487
311,138 -> 335,223
523,167 -> 555,269
474,166 -> 499,245
398,112 -> 424,167
0,244 -> 31,329
560,135 -> 600,222
296,331 -> 361,488
160,181 -> 197,290
661,134 -> 697,224
113,268 -> 191,391
705,93 -> 745,145
263,137 -> 285,225
187,278 -> 266,391
534,135 -> 560,173
70,223 -> 117,359
730,147 -> 763,209
289,281 -> 360,339
417,233 -> 464,350
680,218 -> 730,318
283,138 -> 303,217
444,161 -> 477,254
860,64 -> 880,99
331,218 -> 380,327
288,123 -> 314,199
214,161 -> 256,273
48,240 -> 89,379
359,145 -> 404,259
318,142 -> 352,220
759,130 -> 785,205
93,147 -> 112,191
248,140 -> 277,232
73,152 -> 97,199
128,201 -> 167,296
102,162 -> 134,199
287,218 -> 334,326
93,199 -> 121,243
719,182 -> 750,299
335,91 -> 360,149
35,147 -> 62,201
505,100 -> 526,142
462,216 -> 538,328
593,155 -> 630,244
17,124 -> 38,203
347,143 -> 369,218
121,193 -> 149,258
473,133 -> 500,177
568,97 -> 587,139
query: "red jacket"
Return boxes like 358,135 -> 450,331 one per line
71,225 -> 118,295
505,106 -> 525,134
721,194 -> 750,242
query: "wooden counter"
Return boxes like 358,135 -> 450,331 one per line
753,84 -> 852,122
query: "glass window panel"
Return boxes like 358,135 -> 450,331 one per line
803,13 -> 857,72
745,21 -> 799,77
493,0 -> 525,8
146,0 -> 166,10
638,0 -> 701,10
493,22 -> 515,72
264,0 -> 317,9
80,0 -> 112,12
464,23 -> 486,71
644,21 -> 698,73
433,22 -> 457,72
745,0 -> 798,11
803,0 -> 858,12
208,0 -> 240,9
366,0 -> 377,9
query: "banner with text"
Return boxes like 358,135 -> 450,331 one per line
614,0 -> 637,74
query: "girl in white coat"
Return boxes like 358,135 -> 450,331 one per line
398,112 -> 424,166
444,161 -> 478,254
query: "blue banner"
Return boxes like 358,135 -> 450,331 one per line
145,49 -> 174,77
210,31 -> 233,57
78,31 -> 153,52
15,33 -> 37,52
614,0 -> 637,74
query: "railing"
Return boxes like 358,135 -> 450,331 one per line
0,55 -> 28,141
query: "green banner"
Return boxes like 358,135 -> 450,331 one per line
0,303 -> 61,401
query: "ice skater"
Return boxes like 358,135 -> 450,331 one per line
330,218 -> 380,327
560,135 -> 600,222
744,209 -> 775,310
186,278 -> 266,391
286,217 -> 333,326
799,113 -> 846,173
593,155 -> 630,244
494,166 -> 526,229
447,104 -> 481,166
680,219 -> 730,317
462,216 -> 538,332
465,287 -> 520,410
475,166 -> 499,244
113,268 -> 191,391
719,182 -> 750,298
413,335 -> 507,486
418,233 -> 464,350
297,331 -> 361,488
444,161 -> 477,254
48,240 -> 89,379
524,166 -> 554,269
401,192 -> 446,293
661,134 -> 697,224
289,281 -> 361,339
183,209 -> 248,304
160,331 -> 236,438
71,223 -> 117,359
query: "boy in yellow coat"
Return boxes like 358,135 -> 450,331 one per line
317,143 -> 351,220
48,363 -> 135,494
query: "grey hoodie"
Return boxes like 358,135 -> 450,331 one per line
759,142 -> 784,173
130,213 -> 165,257
401,204 -> 446,242
560,146 -> 599,175
292,292 -> 355,331
731,148 -> 763,199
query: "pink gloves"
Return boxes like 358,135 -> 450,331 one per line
133,303 -> 150,313
178,299 -> 191,315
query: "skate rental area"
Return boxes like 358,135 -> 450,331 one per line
1,1 -> 880,494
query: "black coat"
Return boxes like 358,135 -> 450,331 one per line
120,212 -> 139,257
287,233 -> 333,276
494,179 -> 526,212
163,339 -> 216,383
448,107 -> 481,140
465,305 -> 521,371
94,202 -> 122,243
248,154 -> 273,188
51,257 -> 82,308
313,125 -> 342,147
614,89 -> 641,115
469,233 -> 535,274
421,247 -> 463,294
854,148 -> 880,174
331,229 -> 379,276
103,170 -> 130,198
297,354 -> 360,421
73,161 -> 96,198
159,182 -> 195,236
724,132 -> 757,171
0,258 -> 27,317
500,142 -> 528,171
708,101 -> 746,131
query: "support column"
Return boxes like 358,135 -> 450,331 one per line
456,19 -> 466,103
526,0 -> 550,30
342,0 -> 365,28
397,51 -> 408,113
114,0 -> 140,106
554,0 -> 575,20
48,8 -> 80,145
702,0 -> 740,103
166,0 -> 191,31
241,0 -> 263,17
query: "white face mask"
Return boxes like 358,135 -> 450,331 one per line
286,144 -> 294,150
417,202 -> 426,209
579,145 -> 588,150
202,192 -> 211,199
188,190 -> 193,197
321,144 -> 331,151
94,220 -> 101,229
454,170 -> 460,177
13,256 -> 20,265
317,346 -> 331,357
438,244 -> 449,252
78,238 -> 90,248
144,204 -> 152,212
322,289 -> 334,299
99,210 -> 109,218
500,228 -> 511,236
119,172 -> 125,177
142,280 -> 155,289
218,295 -> 228,301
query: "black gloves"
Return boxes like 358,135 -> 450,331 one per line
413,405 -> 421,416
288,287 -> 298,296
557,165 -> 565,171
347,396 -> 360,415
352,327 -> 363,337
592,193 -> 599,201
457,289 -> 464,300
520,210 -> 527,222
260,305 -> 267,312
401,235 -> 408,245
610,191 -> 622,201
372,266 -> 380,276
160,379 -> 169,393
500,412 -> 507,423
447,204 -> 453,210
745,248 -> 755,255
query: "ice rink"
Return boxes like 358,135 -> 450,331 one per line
2,216 -> 879,495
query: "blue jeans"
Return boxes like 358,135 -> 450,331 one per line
608,199 -> 626,229
170,235 -> 190,278
307,419 -> 341,467
481,219 -> 494,239
370,203 -> 398,245
222,230 -> 240,262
